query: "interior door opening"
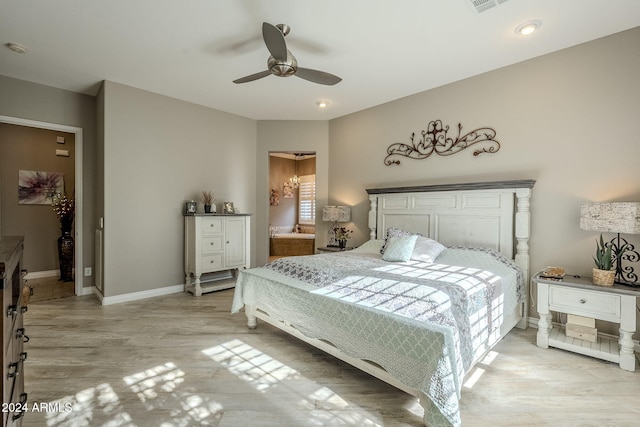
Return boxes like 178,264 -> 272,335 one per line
268,152 -> 316,261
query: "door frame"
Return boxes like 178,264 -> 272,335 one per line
0,115 -> 84,296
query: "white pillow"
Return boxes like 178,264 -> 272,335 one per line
411,236 -> 446,263
382,235 -> 418,262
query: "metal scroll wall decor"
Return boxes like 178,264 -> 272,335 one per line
384,119 -> 501,166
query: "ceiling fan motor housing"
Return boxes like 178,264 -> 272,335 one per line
268,51 -> 298,77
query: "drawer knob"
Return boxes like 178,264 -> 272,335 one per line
7,304 -> 17,317
7,362 -> 19,379
16,328 -> 30,343
579,299 -> 586,304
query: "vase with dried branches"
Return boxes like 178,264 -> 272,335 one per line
51,192 -> 75,282
201,191 -> 215,213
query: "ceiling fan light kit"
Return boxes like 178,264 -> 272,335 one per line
233,22 -> 342,86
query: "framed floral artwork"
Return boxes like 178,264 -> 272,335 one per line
18,170 -> 64,205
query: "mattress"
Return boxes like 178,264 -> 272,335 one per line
232,241 -> 524,427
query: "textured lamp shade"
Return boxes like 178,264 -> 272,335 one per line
322,205 -> 351,222
580,202 -> 640,234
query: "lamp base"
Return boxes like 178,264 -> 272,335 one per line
609,233 -> 639,287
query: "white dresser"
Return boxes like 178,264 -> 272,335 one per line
184,214 -> 251,296
535,273 -> 639,371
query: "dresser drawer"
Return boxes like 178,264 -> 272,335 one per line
201,236 -> 223,253
201,254 -> 223,273
549,286 -> 621,321
201,217 -> 224,234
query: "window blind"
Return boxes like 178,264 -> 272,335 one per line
298,175 -> 316,225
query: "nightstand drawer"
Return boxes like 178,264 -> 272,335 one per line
549,286 -> 620,321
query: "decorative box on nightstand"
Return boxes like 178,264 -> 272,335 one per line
534,273 -> 640,371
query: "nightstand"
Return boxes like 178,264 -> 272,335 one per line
534,273 -> 640,371
317,246 -> 354,252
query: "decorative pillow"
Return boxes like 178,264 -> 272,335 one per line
382,234 -> 419,262
380,227 -> 423,254
411,236 -> 446,263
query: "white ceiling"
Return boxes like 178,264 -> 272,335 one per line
1,0 -> 639,120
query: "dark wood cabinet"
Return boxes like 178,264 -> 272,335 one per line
1,236 -> 27,426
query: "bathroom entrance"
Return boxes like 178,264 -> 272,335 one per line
268,152 -> 316,261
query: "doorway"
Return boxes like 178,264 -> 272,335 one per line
268,152 -> 316,261
0,115 -> 84,297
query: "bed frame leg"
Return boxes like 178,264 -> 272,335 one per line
245,305 -> 257,329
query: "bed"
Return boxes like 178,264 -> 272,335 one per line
232,180 -> 535,427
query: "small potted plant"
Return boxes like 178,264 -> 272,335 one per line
201,191 -> 215,213
334,226 -> 353,250
592,234 -> 615,286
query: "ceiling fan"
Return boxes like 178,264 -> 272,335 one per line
233,22 -> 342,86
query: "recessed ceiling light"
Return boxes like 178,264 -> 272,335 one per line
515,20 -> 542,36
5,42 -> 27,53
316,100 -> 329,108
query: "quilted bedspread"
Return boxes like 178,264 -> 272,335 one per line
231,247 -> 524,427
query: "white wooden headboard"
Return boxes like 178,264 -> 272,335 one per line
367,180 -> 535,325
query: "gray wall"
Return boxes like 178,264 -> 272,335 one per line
99,81 -> 257,297
328,27 -> 640,334
0,124 -> 75,272
0,75 -> 96,288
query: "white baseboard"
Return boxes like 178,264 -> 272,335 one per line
527,317 -> 640,354
24,270 -> 59,280
81,286 -> 96,296
100,284 -> 183,306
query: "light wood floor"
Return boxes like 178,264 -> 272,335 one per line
23,285 -> 640,426
24,275 -> 75,303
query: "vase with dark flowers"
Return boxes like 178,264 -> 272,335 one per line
52,193 -> 75,282
334,226 -> 353,250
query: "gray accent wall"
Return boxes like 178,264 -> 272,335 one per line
99,81 -> 257,298
328,27 -> 640,335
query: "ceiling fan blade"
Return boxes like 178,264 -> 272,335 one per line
233,70 -> 272,84
262,22 -> 288,61
295,68 -> 342,86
